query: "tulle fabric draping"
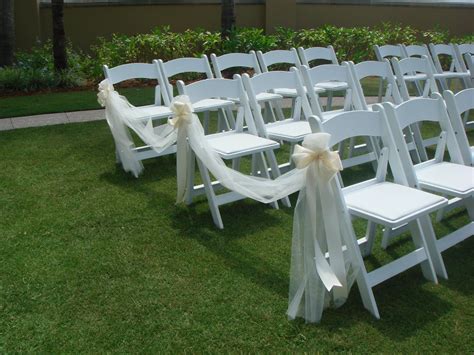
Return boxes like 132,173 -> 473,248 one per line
98,80 -> 360,323
98,80 -> 177,177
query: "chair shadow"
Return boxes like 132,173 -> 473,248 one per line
171,200 -> 295,299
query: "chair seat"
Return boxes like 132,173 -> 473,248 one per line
415,162 -> 474,197
315,81 -> 349,91
206,132 -> 280,159
434,71 -> 470,79
344,182 -> 448,227
135,104 -> 173,119
266,119 -> 311,142
402,73 -> 427,82
274,86 -> 325,98
256,92 -> 283,102
229,92 -> 283,104
193,98 -> 235,113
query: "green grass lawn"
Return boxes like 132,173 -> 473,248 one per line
0,119 -> 472,352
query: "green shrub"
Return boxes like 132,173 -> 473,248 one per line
1,23 -> 472,93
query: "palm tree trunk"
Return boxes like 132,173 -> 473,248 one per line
52,0 -> 67,72
0,0 -> 15,67
221,0 -> 235,38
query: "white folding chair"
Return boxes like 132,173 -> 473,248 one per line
373,44 -> 422,100
429,43 -> 472,90
308,109 -> 448,319
242,69 -> 315,171
256,48 -> 323,118
300,63 -> 375,168
391,56 -> 440,160
177,77 -> 289,229
210,51 -> 283,121
297,46 -> 349,110
158,55 -> 235,133
444,88 -> 474,166
464,53 -> 474,86
453,43 -> 474,78
382,96 -> 474,256
347,60 -> 403,165
102,61 -> 176,167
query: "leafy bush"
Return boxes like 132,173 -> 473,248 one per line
1,23 -> 473,93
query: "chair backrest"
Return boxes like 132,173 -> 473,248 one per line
454,43 -> 474,72
374,44 -> 404,61
103,62 -> 164,105
429,43 -> 465,73
158,55 -> 214,105
210,51 -> 261,78
256,48 -> 301,72
176,77 -> 255,134
382,96 -> 464,174
348,60 -> 402,109
464,53 -> 474,78
443,88 -> 474,165
300,63 -> 360,114
308,108 -> 409,186
401,44 -> 438,72
391,56 -> 438,101
241,69 -> 313,137
297,46 -> 339,67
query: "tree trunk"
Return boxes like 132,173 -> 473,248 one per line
0,0 -> 15,67
221,0 -> 235,38
52,0 -> 67,72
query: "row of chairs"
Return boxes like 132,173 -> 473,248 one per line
374,43 -> 473,97
101,51 -> 473,318
306,95 -> 473,319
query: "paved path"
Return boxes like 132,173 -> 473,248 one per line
0,97 -> 380,131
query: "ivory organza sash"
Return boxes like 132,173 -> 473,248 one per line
98,80 -> 360,323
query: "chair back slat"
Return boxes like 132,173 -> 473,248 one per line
103,63 -> 159,84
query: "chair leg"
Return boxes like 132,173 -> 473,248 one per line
411,123 -> 428,161
196,157 -> 224,229
380,227 -> 392,250
265,150 -> 291,208
407,220 -> 438,283
362,221 -> 377,257
185,149 -> 196,206
115,148 -> 122,164
203,111 -> 210,134
326,91 -> 333,111
377,78 -> 384,103
417,215 -> 448,280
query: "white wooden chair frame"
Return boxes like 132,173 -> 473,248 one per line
308,108 -> 448,319
177,77 -> 290,229
300,63 -> 375,169
381,96 -> 474,257
391,56 -> 440,161
210,51 -> 283,122
297,46 -> 348,110
158,55 -> 235,133
429,43 -> 472,91
242,69 -> 314,172
102,61 -> 176,164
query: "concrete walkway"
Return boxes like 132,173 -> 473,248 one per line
0,109 -> 105,131
0,96 -> 380,131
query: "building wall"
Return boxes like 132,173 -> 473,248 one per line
296,4 -> 474,36
14,0 -> 474,51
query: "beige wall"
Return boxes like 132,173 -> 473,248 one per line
14,1 -> 474,51
296,4 -> 474,36
38,4 -> 265,51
